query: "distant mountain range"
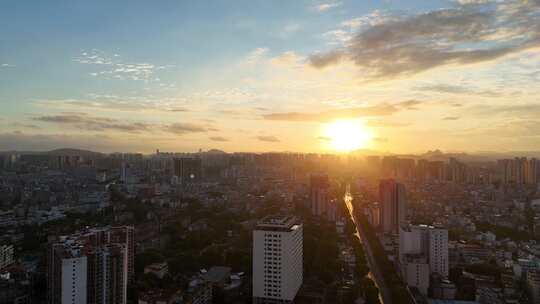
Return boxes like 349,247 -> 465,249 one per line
1,147 -> 539,161
0,148 -> 104,158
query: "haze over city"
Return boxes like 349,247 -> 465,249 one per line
1,0 -> 540,154
3,2 -> 540,304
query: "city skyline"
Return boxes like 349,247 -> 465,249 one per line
1,0 -> 540,154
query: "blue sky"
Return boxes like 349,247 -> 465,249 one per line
1,0 -> 539,153
0,0 -> 446,99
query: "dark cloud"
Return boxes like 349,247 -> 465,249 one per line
11,123 -> 41,129
443,116 -> 460,120
263,103 -> 405,122
34,113 -> 212,136
398,100 -> 422,110
473,103 -> 540,118
256,135 -> 280,142
309,0 -> 540,79
317,136 -> 332,141
209,136 -> 229,142
310,50 -> 345,68
38,96 -> 189,113
263,101 -> 421,122
415,83 -> 505,97
164,123 -> 209,135
34,114 -> 152,133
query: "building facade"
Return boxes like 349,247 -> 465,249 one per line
47,226 -> 133,304
173,158 -> 203,184
380,179 -> 407,234
0,244 -> 14,270
253,215 -> 303,304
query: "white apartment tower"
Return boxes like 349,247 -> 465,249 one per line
429,227 -> 449,278
60,253 -> 88,304
399,224 -> 449,295
253,215 -> 303,304
48,227 -> 132,304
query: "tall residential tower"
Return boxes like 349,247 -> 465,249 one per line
253,215 -> 303,304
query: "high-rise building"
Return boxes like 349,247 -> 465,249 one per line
447,158 -> 467,183
399,224 -> 449,295
379,179 -> 407,234
120,161 -> 129,183
253,215 -> 303,304
527,269 -> 540,304
109,226 -> 135,284
47,226 -> 134,304
428,227 -> 449,278
404,255 -> 430,295
48,244 -> 88,304
497,157 -> 540,185
309,174 -> 336,221
0,244 -> 14,270
173,158 -> 202,184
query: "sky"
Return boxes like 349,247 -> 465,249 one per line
0,0 -> 539,154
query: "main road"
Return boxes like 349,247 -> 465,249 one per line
344,185 -> 392,304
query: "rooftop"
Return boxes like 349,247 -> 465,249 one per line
202,266 -> 231,284
257,215 -> 297,228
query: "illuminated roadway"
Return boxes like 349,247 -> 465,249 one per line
344,184 -> 392,304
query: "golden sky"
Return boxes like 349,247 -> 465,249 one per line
1,0 -> 539,154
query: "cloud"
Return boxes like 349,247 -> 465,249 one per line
1,63 -> 15,68
473,103 -> 540,118
74,49 -> 174,82
163,123 -> 210,135
33,113 -> 212,136
443,116 -> 460,120
244,48 -> 269,64
455,0 -> 493,5
317,136 -> 332,141
309,0 -> 540,80
340,11 -> 396,30
415,83 -> 506,97
460,120 -> 540,138
398,99 -> 422,110
256,135 -> 280,142
34,113 -> 153,133
312,2 -> 342,12
262,101 -> 418,122
209,136 -> 229,142
11,123 -> 41,129
36,94 -> 190,113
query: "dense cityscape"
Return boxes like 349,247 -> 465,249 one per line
2,0 -> 540,303
1,149 -> 540,303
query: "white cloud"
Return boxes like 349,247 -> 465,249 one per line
0,63 -> 15,68
243,47 -> 269,64
74,49 -> 174,82
312,2 -> 342,12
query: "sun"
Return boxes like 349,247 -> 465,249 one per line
323,120 -> 373,152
